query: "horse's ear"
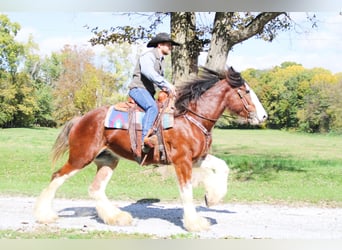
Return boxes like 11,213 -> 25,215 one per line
226,66 -> 244,87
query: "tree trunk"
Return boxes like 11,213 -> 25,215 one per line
171,12 -> 198,85
205,12 -> 284,72
205,12 -> 232,72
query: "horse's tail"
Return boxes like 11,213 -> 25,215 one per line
51,116 -> 81,167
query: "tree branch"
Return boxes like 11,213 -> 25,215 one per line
230,12 -> 285,43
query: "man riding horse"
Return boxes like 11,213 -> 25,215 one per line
128,33 -> 180,153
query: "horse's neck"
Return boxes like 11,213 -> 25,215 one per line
189,80 -> 228,130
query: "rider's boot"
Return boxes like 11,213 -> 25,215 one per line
142,129 -> 158,153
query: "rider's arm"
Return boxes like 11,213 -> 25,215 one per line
139,52 -> 172,91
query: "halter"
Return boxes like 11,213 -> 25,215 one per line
235,83 -> 258,122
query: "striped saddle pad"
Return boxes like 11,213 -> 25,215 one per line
104,105 -> 174,130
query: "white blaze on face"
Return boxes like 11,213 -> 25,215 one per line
245,83 -> 268,123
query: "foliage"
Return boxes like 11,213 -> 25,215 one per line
242,62 -> 341,133
0,14 -> 24,77
0,74 -> 16,126
0,14 -> 55,128
87,12 -> 169,46
96,42 -> 135,105
48,43 -> 134,125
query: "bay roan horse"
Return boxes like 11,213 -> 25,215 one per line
34,67 -> 267,232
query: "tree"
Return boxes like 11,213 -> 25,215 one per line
171,12 -> 199,82
297,68 -> 340,133
243,63 -> 342,133
51,45 -> 96,124
0,14 -> 24,80
88,12 -> 292,82
50,43 -> 134,125
205,12 -> 289,71
0,14 -> 44,127
0,74 -> 16,126
96,42 -> 135,105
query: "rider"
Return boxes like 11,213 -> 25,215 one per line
128,33 -> 180,153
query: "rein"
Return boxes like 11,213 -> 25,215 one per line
184,108 -> 218,123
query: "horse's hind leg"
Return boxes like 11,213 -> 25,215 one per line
89,149 -> 133,226
34,163 -> 81,223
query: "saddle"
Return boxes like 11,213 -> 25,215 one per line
104,91 -> 174,165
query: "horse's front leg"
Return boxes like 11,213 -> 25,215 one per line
174,159 -> 211,232
193,154 -> 229,207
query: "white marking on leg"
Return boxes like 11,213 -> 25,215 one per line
89,166 -> 133,226
196,154 -> 229,206
34,170 -> 79,223
180,182 -> 210,232
89,166 -> 113,201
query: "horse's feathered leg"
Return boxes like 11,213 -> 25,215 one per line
193,154 -> 229,207
34,112 -> 105,224
34,164 -> 80,223
174,158 -> 211,232
89,149 -> 133,226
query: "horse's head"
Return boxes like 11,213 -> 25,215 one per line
225,67 -> 267,125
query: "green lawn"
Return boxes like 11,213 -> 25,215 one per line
212,129 -> 342,206
0,127 -> 341,206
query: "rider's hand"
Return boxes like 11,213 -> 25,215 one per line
167,84 -> 176,97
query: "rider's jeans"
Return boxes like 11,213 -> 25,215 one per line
129,87 -> 158,143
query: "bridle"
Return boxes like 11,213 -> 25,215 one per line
180,80 -> 254,155
184,82 -> 254,123
184,108 -> 218,123
236,87 -> 252,114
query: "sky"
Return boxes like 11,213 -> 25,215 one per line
2,12 -> 342,74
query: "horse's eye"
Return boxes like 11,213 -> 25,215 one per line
246,89 -> 250,94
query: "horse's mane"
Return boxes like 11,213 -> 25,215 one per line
174,66 -> 244,114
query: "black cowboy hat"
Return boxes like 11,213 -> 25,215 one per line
147,33 -> 181,47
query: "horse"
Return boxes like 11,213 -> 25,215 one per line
34,67 -> 267,232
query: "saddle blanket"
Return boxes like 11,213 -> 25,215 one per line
104,105 -> 174,130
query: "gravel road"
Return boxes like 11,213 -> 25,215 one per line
0,195 -> 341,239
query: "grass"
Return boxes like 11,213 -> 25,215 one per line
0,228 -> 155,239
0,127 -> 341,206
212,129 -> 342,206
0,228 -> 204,239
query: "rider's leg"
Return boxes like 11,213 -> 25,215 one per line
128,87 -> 158,147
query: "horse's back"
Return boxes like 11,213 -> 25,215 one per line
68,106 -> 110,147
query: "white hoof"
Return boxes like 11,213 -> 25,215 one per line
96,200 -> 133,226
184,215 -> 211,232
34,208 -> 58,224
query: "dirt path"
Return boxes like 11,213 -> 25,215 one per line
0,195 -> 341,239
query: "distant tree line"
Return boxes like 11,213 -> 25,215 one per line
0,14 -> 135,127
216,62 -> 342,133
1,14 -> 341,133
